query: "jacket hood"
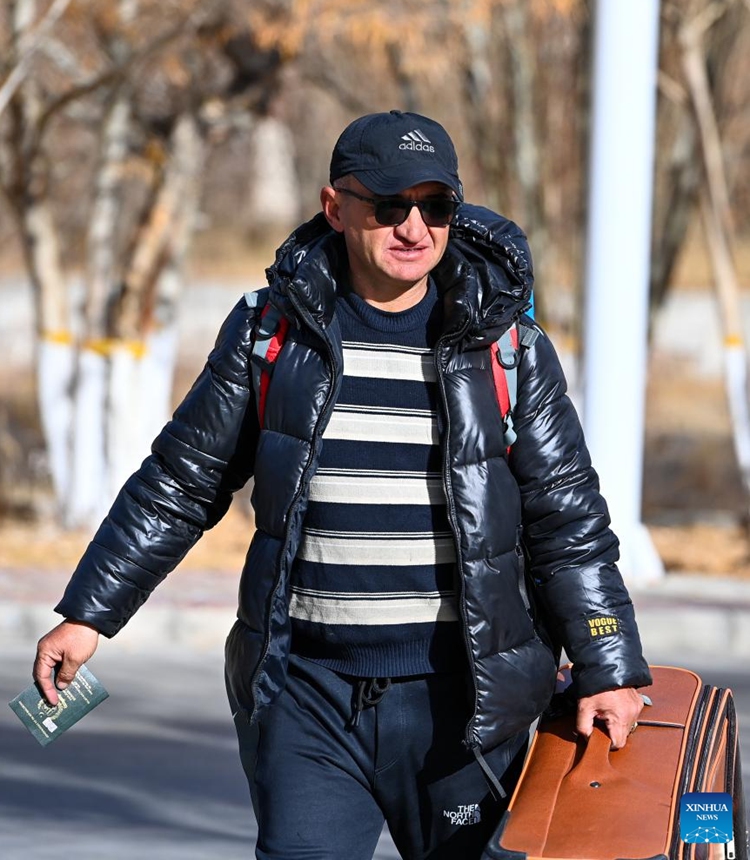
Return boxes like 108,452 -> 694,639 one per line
265,203 -> 534,340
431,204 -> 534,347
264,213 -> 345,330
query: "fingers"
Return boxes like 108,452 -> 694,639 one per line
606,718 -> 632,751
33,620 -> 100,707
33,647 -> 60,707
577,687 -> 645,750
575,703 -> 595,739
55,654 -> 82,690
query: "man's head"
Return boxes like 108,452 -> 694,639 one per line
329,110 -> 463,198
321,111 -> 463,306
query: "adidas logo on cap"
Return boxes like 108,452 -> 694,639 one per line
399,129 -> 435,152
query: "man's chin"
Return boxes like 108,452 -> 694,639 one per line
384,259 -> 435,286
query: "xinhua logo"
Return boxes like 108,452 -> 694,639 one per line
680,792 -> 733,844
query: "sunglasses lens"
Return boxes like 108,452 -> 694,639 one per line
421,200 -> 457,227
373,199 -> 457,227
374,201 -> 410,226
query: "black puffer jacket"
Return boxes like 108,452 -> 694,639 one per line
56,204 -> 651,754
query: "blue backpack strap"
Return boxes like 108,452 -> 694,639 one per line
518,321 -> 540,351
493,321 -> 540,450
245,288 -> 276,417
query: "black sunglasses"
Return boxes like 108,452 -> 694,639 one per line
334,187 -> 460,227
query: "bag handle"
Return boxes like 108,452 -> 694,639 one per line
566,725 -> 616,788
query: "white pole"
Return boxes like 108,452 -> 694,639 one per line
583,0 -> 663,584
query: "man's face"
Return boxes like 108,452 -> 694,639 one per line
321,177 -> 453,299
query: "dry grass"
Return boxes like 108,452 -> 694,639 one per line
671,223 -> 750,290
641,348 -> 750,578
186,228 -> 290,282
3,498 -> 749,580
650,521 -> 750,578
0,503 -> 254,573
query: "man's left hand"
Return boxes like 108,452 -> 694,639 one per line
576,687 -> 644,750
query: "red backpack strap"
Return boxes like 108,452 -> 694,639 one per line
490,322 -> 539,452
246,290 -> 289,427
490,324 -> 519,451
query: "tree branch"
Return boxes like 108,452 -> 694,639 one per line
679,0 -> 731,45
36,0 -> 229,134
0,0 -> 74,119
39,36 -> 88,81
657,70 -> 688,106
680,2 -> 735,238
302,68 -> 370,114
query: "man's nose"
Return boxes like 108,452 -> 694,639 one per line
393,204 -> 428,240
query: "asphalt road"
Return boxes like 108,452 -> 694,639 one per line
2,646 -> 749,860
0,645 -> 401,860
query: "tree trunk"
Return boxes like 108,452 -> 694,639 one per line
681,3 -> 750,524
106,112 -> 206,508
0,0 -> 73,119
27,204 -> 74,517
63,111 -> 205,527
461,12 -> 503,213
650,0 -> 745,318
64,92 -> 134,527
1,0 -> 222,530
7,0 -> 75,517
503,0 -> 549,320
246,115 -> 300,240
649,111 -> 701,317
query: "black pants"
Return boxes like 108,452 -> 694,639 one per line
229,654 -> 528,860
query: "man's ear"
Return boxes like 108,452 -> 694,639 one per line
321,186 -> 345,233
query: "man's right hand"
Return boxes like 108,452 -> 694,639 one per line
33,620 -> 100,706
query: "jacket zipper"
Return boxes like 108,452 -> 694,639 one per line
434,323 -> 480,750
248,287 -> 339,715
515,525 -> 532,615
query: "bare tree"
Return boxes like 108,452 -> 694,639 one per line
4,0 -> 749,529
257,0 -> 589,323
650,0 -> 748,317
0,0 -> 72,118
679,0 -> 750,523
0,0 -> 281,527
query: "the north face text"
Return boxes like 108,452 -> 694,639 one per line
443,803 -> 481,826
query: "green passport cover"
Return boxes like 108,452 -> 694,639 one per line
8,664 -> 109,746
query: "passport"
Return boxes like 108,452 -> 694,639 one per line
8,664 -> 109,746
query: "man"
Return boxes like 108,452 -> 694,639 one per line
34,110 -> 651,859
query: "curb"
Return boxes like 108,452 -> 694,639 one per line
0,602 -> 236,653
3,574 -> 750,658
630,574 -> 750,660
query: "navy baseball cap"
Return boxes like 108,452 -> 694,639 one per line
329,110 -> 463,199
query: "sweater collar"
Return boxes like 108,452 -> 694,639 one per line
266,205 -> 533,342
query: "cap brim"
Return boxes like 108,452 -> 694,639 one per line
352,166 -> 463,199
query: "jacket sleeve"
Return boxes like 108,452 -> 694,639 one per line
509,323 -> 652,697
54,298 -> 260,637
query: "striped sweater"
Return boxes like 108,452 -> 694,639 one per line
289,282 -> 465,678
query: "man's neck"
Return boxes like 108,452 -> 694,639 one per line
349,275 -> 429,312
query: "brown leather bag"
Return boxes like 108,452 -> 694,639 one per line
483,666 -> 747,860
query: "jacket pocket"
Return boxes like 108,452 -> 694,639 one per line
516,529 -> 561,662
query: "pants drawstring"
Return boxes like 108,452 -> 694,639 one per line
349,677 -> 392,728
472,745 -> 507,801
